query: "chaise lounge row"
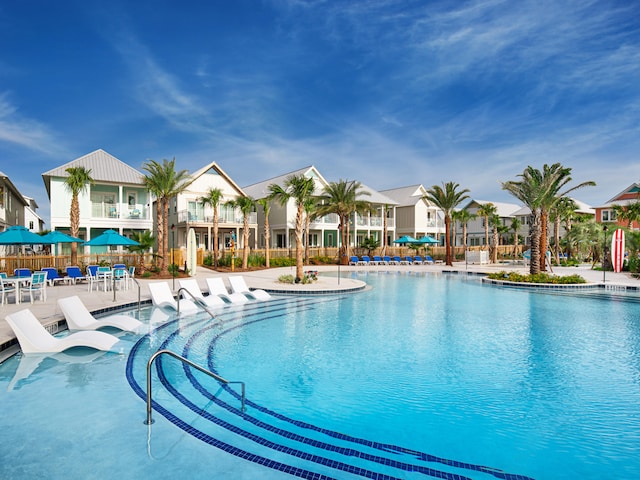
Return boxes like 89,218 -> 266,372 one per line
349,255 -> 435,266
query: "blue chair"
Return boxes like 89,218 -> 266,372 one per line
424,256 -> 435,264
42,267 -> 67,286
0,277 -> 16,304
14,268 -> 32,278
349,256 -> 360,265
360,256 -> 372,265
373,256 -> 385,265
413,256 -> 425,264
65,266 -> 87,284
383,256 -> 392,264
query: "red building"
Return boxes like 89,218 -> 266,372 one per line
595,183 -> 640,229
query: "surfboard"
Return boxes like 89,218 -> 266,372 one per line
186,228 -> 197,276
611,228 -> 625,273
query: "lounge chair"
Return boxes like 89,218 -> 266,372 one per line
205,277 -> 249,304
360,256 -> 372,265
383,255 -> 392,265
179,278 -> 226,309
424,255 -> 435,264
65,266 -> 87,284
148,282 -> 199,314
42,267 -> 68,286
348,256 -> 360,265
228,276 -> 271,301
412,256 -> 424,265
403,256 -> 414,265
5,309 -> 120,354
58,296 -> 143,333
14,268 -> 31,277
373,256 -> 385,265
392,256 -> 405,265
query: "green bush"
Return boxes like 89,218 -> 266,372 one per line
487,271 -> 586,284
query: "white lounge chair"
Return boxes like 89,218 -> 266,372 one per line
148,282 -> 199,314
179,279 -> 226,309
228,276 -> 271,301
5,309 -> 120,354
205,277 -> 249,304
58,296 -> 143,333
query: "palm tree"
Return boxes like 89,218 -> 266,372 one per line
477,202 -> 497,253
489,214 -> 502,263
551,197 -> 577,263
256,198 -> 271,268
142,158 -> 191,274
381,204 -> 390,256
423,182 -> 470,266
200,187 -> 223,268
225,196 -> 255,269
612,202 -> 640,228
268,174 -> 316,280
64,166 -> 93,266
453,208 -> 476,252
509,217 -> 522,257
537,164 -> 595,271
126,230 -> 155,273
316,179 -> 371,261
502,167 -> 545,274
303,197 -> 318,263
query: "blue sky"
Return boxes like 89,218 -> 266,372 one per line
1,0 -> 639,226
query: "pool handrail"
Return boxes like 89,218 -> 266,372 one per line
177,287 -> 216,319
145,349 -> 246,425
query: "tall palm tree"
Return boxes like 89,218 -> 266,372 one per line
502,167 -> 545,274
381,204 -> 390,256
200,187 -> 223,268
142,158 -> 190,274
225,196 -> 255,269
268,174 -> 316,280
489,214 -> 502,263
423,182 -> 470,266
316,179 -> 371,261
537,164 -> 595,271
64,166 -> 93,266
303,197 -> 318,263
551,197 -> 577,263
477,202 -> 497,252
256,198 -> 271,268
612,202 -> 640,228
126,230 -> 155,273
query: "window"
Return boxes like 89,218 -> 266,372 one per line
602,210 -> 617,222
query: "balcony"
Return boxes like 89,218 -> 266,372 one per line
178,210 -> 257,225
91,203 -> 148,220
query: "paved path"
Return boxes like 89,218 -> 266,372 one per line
1,262 -> 638,359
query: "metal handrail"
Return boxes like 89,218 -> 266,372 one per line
145,349 -> 246,425
131,277 -> 141,317
176,287 -> 216,319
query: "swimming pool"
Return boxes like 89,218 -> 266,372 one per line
1,272 -> 639,479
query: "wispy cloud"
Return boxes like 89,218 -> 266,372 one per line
0,92 -> 68,157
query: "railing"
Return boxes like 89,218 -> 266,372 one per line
90,202 -> 148,219
176,287 -> 216,319
145,349 -> 246,425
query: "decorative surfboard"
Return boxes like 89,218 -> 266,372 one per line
611,228 -> 625,273
186,228 -> 198,276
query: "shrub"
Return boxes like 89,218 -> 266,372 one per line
487,271 -> 586,284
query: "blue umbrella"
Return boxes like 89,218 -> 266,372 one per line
393,235 -> 419,245
41,231 -> 84,244
416,236 -> 439,245
85,230 -> 139,247
0,226 -> 54,268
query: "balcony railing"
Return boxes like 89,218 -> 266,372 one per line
91,203 -> 148,220
178,210 -> 257,225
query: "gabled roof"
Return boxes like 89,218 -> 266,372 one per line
357,183 -> 398,205
42,149 -> 146,197
0,171 -> 29,207
597,183 -> 640,208
185,161 -> 247,197
380,185 -> 426,207
463,199 -> 522,218
243,165 -> 328,199
511,197 -> 595,216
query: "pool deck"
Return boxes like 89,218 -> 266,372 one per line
1,262 -> 638,360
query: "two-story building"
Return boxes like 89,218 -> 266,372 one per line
380,185 -> 443,243
42,149 -> 153,255
243,166 -> 397,251
455,199 -> 521,247
167,161 -> 255,253
595,184 -> 640,229
0,171 -> 28,232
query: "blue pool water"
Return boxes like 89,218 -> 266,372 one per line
1,272 -> 640,479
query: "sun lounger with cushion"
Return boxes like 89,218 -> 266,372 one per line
5,309 -> 120,354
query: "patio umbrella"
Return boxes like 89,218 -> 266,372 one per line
393,235 -> 419,245
40,231 -> 84,256
0,226 -> 55,268
416,236 -> 439,245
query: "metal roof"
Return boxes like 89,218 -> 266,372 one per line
42,149 -> 146,197
379,185 -> 426,207
243,165 -> 328,199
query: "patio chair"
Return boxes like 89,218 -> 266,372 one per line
383,256 -> 392,265
58,296 -> 143,333
412,256 -> 425,265
391,256 -> 404,265
373,256 -> 385,265
14,268 -> 31,277
0,277 -> 17,305
112,267 -> 128,291
205,277 -> 249,304
20,271 -> 47,304
179,278 -> 226,309
402,256 -> 414,265
228,276 -> 271,301
360,256 -> 372,265
5,308 -> 120,354
42,267 -> 68,286
65,266 -> 88,284
148,282 -> 199,314
348,256 -> 360,265
424,255 -> 435,264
